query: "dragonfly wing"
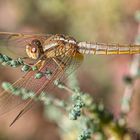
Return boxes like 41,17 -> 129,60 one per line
56,50 -> 84,81
9,58 -> 66,126
65,51 -> 83,77
0,32 -> 51,59
0,58 -> 54,116
0,72 -> 33,116
9,100 -> 34,126
43,49 -> 84,93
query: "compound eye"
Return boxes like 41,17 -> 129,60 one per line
32,39 -> 42,47
26,44 -> 40,60
31,47 -> 37,53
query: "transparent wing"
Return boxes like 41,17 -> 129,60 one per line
0,58 -> 54,116
0,41 -> 84,126
0,73 -> 31,116
56,49 -> 84,81
0,32 -> 51,59
9,57 -> 67,126
9,49 -> 84,126
43,49 -> 84,92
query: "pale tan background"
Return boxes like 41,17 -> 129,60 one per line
0,0 -> 140,140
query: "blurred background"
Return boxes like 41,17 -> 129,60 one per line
0,0 -> 140,139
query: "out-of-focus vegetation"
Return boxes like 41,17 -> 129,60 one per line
0,0 -> 140,140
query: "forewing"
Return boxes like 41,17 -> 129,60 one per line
9,58 -> 66,126
0,72 -> 33,116
0,58 -> 56,116
0,32 -> 51,59
0,40 -> 84,125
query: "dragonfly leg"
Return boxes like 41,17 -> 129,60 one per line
20,57 -> 35,65
21,56 -> 29,60
34,60 -> 46,71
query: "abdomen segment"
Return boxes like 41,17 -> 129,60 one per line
78,42 -> 140,55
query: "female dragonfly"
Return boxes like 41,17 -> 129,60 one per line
0,32 -> 140,126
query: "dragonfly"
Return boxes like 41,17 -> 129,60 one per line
0,32 -> 140,126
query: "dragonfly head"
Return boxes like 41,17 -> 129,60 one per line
26,39 -> 44,59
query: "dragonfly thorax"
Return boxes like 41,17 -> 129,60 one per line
49,34 -> 77,44
43,34 -> 77,51
43,34 -> 79,58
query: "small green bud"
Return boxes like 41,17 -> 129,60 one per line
32,66 -> 38,71
2,82 -> 12,91
3,55 -> 12,61
35,72 -> 43,79
21,64 -> 30,72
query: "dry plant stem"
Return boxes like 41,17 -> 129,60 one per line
121,23 -> 140,116
121,55 -> 140,114
63,86 -> 74,95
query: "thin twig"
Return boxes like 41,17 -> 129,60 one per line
121,23 -> 140,116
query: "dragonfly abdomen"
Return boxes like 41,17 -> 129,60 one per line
78,42 -> 140,55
